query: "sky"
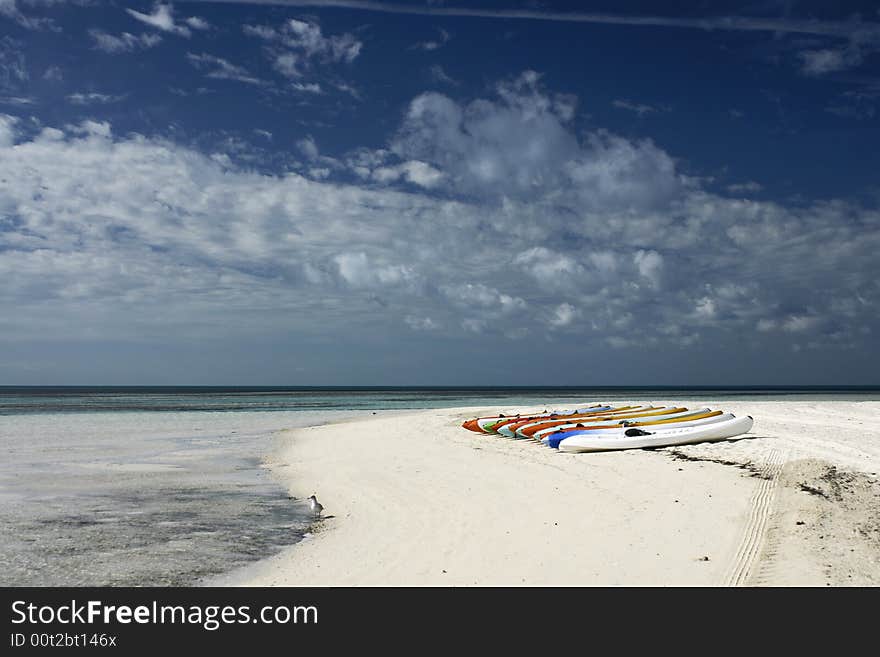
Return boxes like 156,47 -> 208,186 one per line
1,0 -> 879,386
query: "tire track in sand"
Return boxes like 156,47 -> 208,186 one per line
724,448 -> 785,587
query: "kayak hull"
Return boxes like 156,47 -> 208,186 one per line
557,416 -> 754,453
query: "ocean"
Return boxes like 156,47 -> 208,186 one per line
2,386 -> 878,586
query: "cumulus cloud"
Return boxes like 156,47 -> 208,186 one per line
0,112 -> 17,146
694,297 -> 717,319
549,302 -> 580,328
442,283 -> 526,314
634,250 -> 663,288
0,74 -> 877,371
372,160 -> 444,188
297,135 -> 319,160
389,71 -> 682,208
335,252 -> 415,289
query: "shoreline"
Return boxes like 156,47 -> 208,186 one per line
215,400 -> 880,586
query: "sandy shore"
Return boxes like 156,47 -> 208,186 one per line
216,400 -> 880,586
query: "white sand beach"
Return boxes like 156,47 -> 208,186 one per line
217,401 -> 880,586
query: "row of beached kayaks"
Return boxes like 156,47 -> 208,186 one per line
462,403 -> 754,452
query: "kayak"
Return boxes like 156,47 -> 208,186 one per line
466,404 -> 609,433
513,406 -> 689,438
557,415 -> 754,453
543,412 -> 734,447
474,404 -> 636,434
538,408 -> 719,445
494,405 -> 653,437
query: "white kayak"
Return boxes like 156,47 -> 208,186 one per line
557,415 -> 754,453
530,407 -> 715,440
541,412 -> 735,445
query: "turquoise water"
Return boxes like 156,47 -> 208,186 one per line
2,386 -> 877,586
3,386 -> 878,416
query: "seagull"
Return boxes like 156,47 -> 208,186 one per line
308,494 -> 324,519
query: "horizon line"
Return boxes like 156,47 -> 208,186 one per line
2,385 -> 879,390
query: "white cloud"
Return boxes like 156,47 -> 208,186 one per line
634,249 -> 663,287
271,52 -> 302,79
242,24 -> 276,40
461,318 -> 487,333
404,315 -> 440,331
90,30 -> 162,53
286,18 -> 362,63
0,95 -> 34,106
782,315 -> 820,332
514,247 -> 586,291
225,3 -> 878,43
0,112 -> 17,147
42,65 -> 62,81
126,3 -> 203,38
291,81 -> 323,94
726,181 -> 763,194
428,65 -> 457,86
798,46 -> 864,76
185,16 -> 210,31
613,98 -> 664,116
297,136 -> 319,160
334,252 -> 414,289
1,36 -> 27,91
372,160 -> 444,188
243,18 -> 361,83
187,53 -> 264,85
412,28 -> 451,51
0,75 -> 877,366
695,297 -> 717,319
549,302 -> 579,327
0,0 -> 55,30
442,283 -> 526,314
390,72 -> 682,208
66,92 -> 126,105
68,120 -> 112,138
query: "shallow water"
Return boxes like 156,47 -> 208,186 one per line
0,409 -> 366,586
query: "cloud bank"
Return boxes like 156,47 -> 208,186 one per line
0,73 -> 877,382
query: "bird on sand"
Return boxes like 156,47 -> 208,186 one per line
308,494 -> 324,519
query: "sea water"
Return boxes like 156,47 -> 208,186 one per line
2,386 -> 877,585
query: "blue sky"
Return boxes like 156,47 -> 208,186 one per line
1,1 -> 879,385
